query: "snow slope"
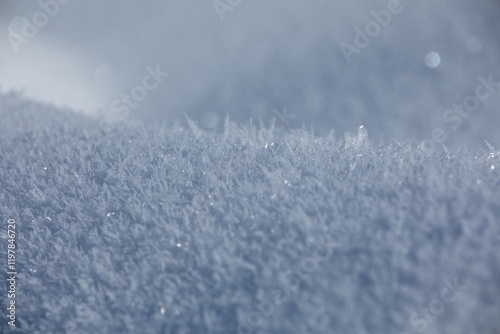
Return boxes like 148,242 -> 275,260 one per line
1,92 -> 499,333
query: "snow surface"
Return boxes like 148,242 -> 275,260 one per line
1,92 -> 499,333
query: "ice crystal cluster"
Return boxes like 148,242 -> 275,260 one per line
1,92 -> 499,333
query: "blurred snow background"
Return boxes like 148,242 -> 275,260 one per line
1,0 -> 499,146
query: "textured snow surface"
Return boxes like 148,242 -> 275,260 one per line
1,92 -> 499,333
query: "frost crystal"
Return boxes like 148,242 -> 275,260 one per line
345,125 -> 368,150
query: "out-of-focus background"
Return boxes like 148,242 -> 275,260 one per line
1,0 -> 499,147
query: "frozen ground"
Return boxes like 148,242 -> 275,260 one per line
1,92 -> 499,333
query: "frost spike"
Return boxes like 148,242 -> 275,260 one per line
184,112 -> 202,139
223,112 -> 231,141
484,140 -> 495,152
